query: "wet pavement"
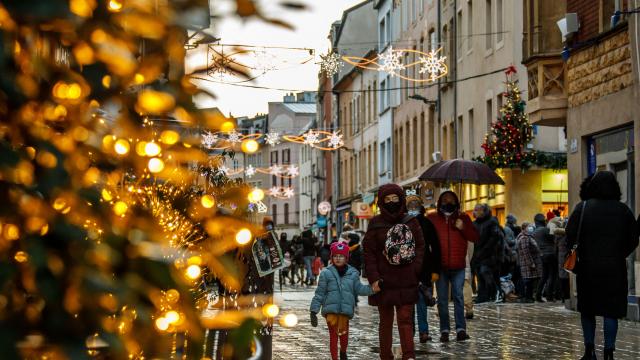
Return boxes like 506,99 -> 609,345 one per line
272,284 -> 640,359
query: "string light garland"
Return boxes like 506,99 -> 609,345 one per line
202,130 -> 345,150
342,47 -> 448,82
209,165 -> 300,179
474,67 -> 567,170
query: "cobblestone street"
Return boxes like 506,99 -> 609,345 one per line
272,285 -> 640,360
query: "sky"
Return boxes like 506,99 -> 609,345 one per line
187,0 -> 364,118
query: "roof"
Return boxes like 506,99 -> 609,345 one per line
335,0 -> 373,45
282,103 -> 316,114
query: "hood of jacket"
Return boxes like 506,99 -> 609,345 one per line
436,190 -> 461,216
534,213 -> 547,227
376,184 -> 407,222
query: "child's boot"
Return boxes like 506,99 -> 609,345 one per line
339,352 -> 347,360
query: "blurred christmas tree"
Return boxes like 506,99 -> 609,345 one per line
475,67 -> 566,170
0,0 -> 302,358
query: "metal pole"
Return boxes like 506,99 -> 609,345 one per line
453,0 -> 458,158
437,0 -> 442,155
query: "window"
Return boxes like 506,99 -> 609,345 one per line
373,81 -> 378,117
601,0 -> 616,32
496,0 -> 503,43
468,109 -> 475,156
412,46 -> 417,92
380,80 -> 387,112
272,175 -> 277,187
421,112 -> 426,166
379,18 -> 386,49
429,29 -> 437,52
380,141 -> 386,174
270,151 -> 278,165
284,203 -> 289,224
404,123 -> 410,174
394,129 -> 399,176
443,125 -> 448,159
386,138 -> 392,172
428,108 -> 435,162
486,98 -> 493,131
385,11 -> 391,45
457,10 -> 463,57
467,1 -> 473,51
497,93 -> 503,116
413,117 -> 419,170
485,0 -> 492,50
385,75 -> 391,109
412,0 -> 417,23
283,149 -> 290,164
288,177 -> 292,187
457,115 -> 463,158
272,204 -> 278,225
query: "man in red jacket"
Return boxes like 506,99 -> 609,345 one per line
364,184 -> 425,360
427,191 -> 479,343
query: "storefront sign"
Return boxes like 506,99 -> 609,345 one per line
251,231 -> 285,277
318,201 -> 332,215
353,202 -> 374,219
570,138 -> 578,154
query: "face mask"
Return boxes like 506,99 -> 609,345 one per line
526,225 -> 535,234
440,203 -> 457,215
408,210 -> 420,216
383,201 -> 401,214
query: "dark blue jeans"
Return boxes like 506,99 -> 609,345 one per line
436,269 -> 466,334
581,313 -> 618,350
416,289 -> 429,334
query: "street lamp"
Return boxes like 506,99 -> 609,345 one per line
409,94 -> 438,109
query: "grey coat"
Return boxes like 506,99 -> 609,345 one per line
310,265 -> 374,319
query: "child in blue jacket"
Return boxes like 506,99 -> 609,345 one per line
310,241 -> 379,360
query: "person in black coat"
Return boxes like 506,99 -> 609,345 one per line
566,171 -> 639,360
533,213 -> 557,302
301,229 -> 317,285
471,203 -> 502,303
406,195 -> 441,343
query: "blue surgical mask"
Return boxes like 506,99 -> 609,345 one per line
408,210 -> 420,216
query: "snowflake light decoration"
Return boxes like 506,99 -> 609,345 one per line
268,187 -> 280,197
283,188 -> 295,199
379,46 -> 405,77
286,165 -> 299,177
245,165 -> 256,178
265,131 -> 280,146
227,130 -> 241,144
328,131 -> 344,149
268,165 -> 282,175
319,52 -> 343,76
303,130 -> 320,145
252,50 -> 278,74
419,51 -> 447,81
201,131 -> 219,149
217,165 -> 230,176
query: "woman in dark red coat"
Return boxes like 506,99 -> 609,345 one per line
363,184 -> 425,360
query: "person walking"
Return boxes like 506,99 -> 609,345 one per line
471,204 -> 503,304
548,209 -> 568,301
566,171 -> 639,360
533,213 -> 557,302
427,191 -> 479,343
302,229 -> 318,286
310,242 -> 379,360
363,184 -> 425,360
342,224 -> 363,275
515,223 -> 542,303
406,194 -> 441,343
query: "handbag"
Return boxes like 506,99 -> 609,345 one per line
563,200 -> 587,274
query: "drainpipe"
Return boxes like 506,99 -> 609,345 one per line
453,0 -> 458,158
437,0 -> 442,155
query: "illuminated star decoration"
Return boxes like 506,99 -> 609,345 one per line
201,131 -> 219,149
319,52 -> 343,76
379,46 -> 405,77
268,165 -> 282,175
256,201 -> 268,213
283,188 -> 295,199
227,130 -> 242,143
245,165 -> 256,178
286,165 -> 299,177
328,131 -> 344,149
303,130 -> 320,145
265,131 -> 280,146
419,50 -> 447,81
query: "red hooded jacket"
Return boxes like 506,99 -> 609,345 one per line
426,191 -> 479,271
363,184 -> 426,306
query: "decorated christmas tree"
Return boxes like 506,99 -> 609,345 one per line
476,66 -> 566,170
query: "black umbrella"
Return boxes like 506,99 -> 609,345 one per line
419,159 -> 505,185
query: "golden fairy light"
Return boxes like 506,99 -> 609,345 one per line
112,201 -> 128,216
185,265 -> 201,280
148,158 -> 165,173
144,142 -> 161,157
247,188 -> 264,203
114,139 -> 130,155
279,313 -> 298,328
262,304 -> 279,318
200,195 -> 215,209
235,228 -> 252,245
241,139 -> 259,154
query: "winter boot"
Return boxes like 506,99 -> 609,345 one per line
456,330 -> 470,342
603,348 -> 614,360
339,351 -> 347,360
419,332 -> 432,343
580,344 -> 597,360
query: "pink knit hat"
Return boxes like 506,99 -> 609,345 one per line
330,241 -> 350,260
